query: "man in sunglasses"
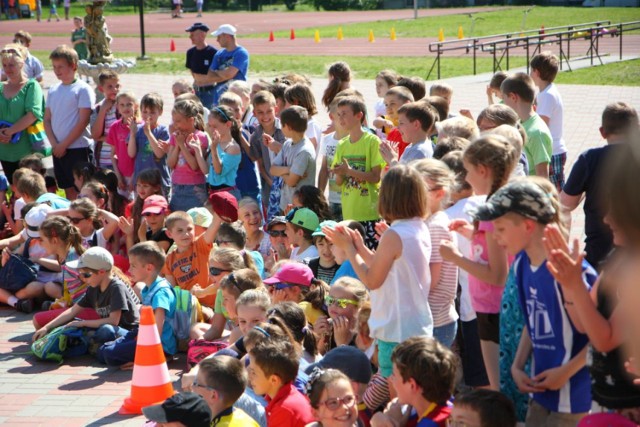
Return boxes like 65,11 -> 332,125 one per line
265,216 -> 291,269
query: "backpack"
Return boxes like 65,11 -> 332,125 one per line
146,283 -> 203,351
31,326 -> 89,363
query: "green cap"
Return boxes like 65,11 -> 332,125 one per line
285,207 -> 320,232
312,220 -> 337,237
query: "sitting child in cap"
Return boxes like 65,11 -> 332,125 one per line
308,221 -> 339,285
450,389 -> 517,427
119,195 -> 172,253
142,392 -> 212,427
265,261 -> 328,327
32,247 -> 140,355
195,356 -> 260,426
249,339 -> 314,427
306,368 -> 361,427
285,207 -> 320,263
372,336 -> 455,427
0,204 -> 61,313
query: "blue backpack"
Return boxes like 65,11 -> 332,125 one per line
31,326 -> 89,363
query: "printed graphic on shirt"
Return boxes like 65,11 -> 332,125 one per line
343,155 -> 368,196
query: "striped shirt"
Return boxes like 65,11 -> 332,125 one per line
426,211 -> 459,327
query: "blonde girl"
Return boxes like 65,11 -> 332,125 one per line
206,105 -> 242,200
325,164 -> 433,379
314,277 -> 368,354
284,83 -> 322,152
238,197 -> 271,258
32,217 -> 92,329
322,62 -> 352,111
108,91 -> 141,197
439,134 -> 517,390
225,284 -> 270,343
167,99 -> 209,212
413,158 -> 459,348
306,369 -> 360,427
118,168 -> 164,249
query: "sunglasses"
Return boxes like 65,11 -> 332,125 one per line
320,394 -> 356,411
266,282 -> 295,291
209,266 -> 230,276
80,270 -> 100,279
325,296 -> 359,309
268,230 -> 287,238
68,216 -> 86,224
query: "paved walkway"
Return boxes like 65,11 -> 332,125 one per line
1,68 -> 639,426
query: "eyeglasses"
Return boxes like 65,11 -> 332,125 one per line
192,380 -> 216,391
325,296 -> 359,309
320,394 -> 356,411
68,216 -> 87,224
209,266 -> 230,276
268,230 -> 287,238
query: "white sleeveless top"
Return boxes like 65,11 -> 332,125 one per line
368,217 -> 434,343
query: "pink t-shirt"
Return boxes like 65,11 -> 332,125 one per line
106,119 -> 135,178
468,221 -> 505,314
169,130 -> 208,185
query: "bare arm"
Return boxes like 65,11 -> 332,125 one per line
535,162 -> 549,179
167,144 -> 179,169
200,66 -> 239,86
318,156 -> 329,192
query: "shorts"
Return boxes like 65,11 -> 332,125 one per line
433,320 -> 458,349
525,399 -> 586,427
458,319 -> 490,387
377,339 -> 399,378
360,220 -> 380,251
476,312 -> 500,344
53,147 -> 91,189
549,153 -> 566,193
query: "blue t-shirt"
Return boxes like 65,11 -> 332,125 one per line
36,193 -> 70,209
248,250 -> 265,278
141,277 -> 177,355
133,124 -> 171,191
207,144 -> 241,187
514,251 -> 596,414
209,46 -> 249,105
330,260 -> 358,285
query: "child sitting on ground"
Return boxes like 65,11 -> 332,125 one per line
285,207 -> 320,263
308,221 -> 339,285
451,389 -> 517,427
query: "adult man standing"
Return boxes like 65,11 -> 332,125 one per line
185,22 -> 217,109
198,24 -> 249,107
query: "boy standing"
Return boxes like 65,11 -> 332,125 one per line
98,241 -> 177,366
195,356 -> 259,426
248,339 -> 314,427
380,102 -> 436,166
270,106 -> 316,214
128,92 -> 171,196
284,207 -> 320,262
162,210 -> 223,308
530,52 -> 566,191
501,72 -> 552,179
318,100 -> 348,220
249,91 -> 286,209
473,180 -> 596,426
375,86 -> 414,158
332,97 -> 385,249
45,45 -> 95,200
91,70 -> 120,171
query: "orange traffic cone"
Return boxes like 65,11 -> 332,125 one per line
269,31 -> 275,42
170,39 -> 176,52
290,28 -> 295,40
119,306 -> 175,415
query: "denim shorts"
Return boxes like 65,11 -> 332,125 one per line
169,183 -> 208,212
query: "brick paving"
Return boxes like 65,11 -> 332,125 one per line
0,60 -> 639,426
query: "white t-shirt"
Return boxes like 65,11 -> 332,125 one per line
536,83 -> 566,156
290,245 -> 318,263
444,195 -> 485,322
305,118 -> 323,155
319,132 -> 341,204
47,79 -> 95,149
13,197 -> 26,221
82,229 -> 108,249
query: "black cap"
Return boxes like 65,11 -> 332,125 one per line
472,180 -> 556,224
142,392 -> 212,427
305,346 -> 372,384
186,22 -> 210,32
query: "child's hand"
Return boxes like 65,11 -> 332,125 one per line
186,135 -> 202,154
174,130 -> 187,146
137,217 -> 148,242
449,219 -> 474,240
439,239 -> 462,262
126,116 -> 137,134
118,216 -> 134,235
1,247 -> 10,267
274,242 -> 290,261
190,284 -> 206,298
143,117 -> 151,134
379,140 -> 398,165
459,109 -> 474,120
313,316 -> 332,337
331,159 -> 351,177
374,220 -> 390,240
33,327 -> 49,342
263,134 -> 282,153
332,316 -> 352,346
67,319 -> 86,328
283,203 -> 294,216
103,98 -> 115,111
208,129 -> 221,147
116,175 -> 127,191
544,224 -> 585,294
156,139 -> 170,154
511,366 -> 545,393
323,224 -> 353,250
271,288 -> 287,303
532,365 -> 571,391
53,143 -> 67,158
264,247 -> 277,272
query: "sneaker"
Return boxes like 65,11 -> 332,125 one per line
41,300 -> 53,311
16,299 -> 34,314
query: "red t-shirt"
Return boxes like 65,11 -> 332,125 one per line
265,382 -> 314,427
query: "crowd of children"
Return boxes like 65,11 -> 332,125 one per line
2,40 -> 640,427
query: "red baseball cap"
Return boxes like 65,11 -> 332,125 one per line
264,262 -> 314,287
208,191 -> 238,223
142,195 -> 169,215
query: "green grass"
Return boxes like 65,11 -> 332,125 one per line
246,6 -> 640,39
555,58 -> 640,86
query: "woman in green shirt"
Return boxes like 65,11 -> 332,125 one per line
0,43 -> 42,183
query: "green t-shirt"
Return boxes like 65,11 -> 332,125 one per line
72,28 -> 88,61
332,132 -> 385,221
522,114 -> 553,175
0,79 -> 42,162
